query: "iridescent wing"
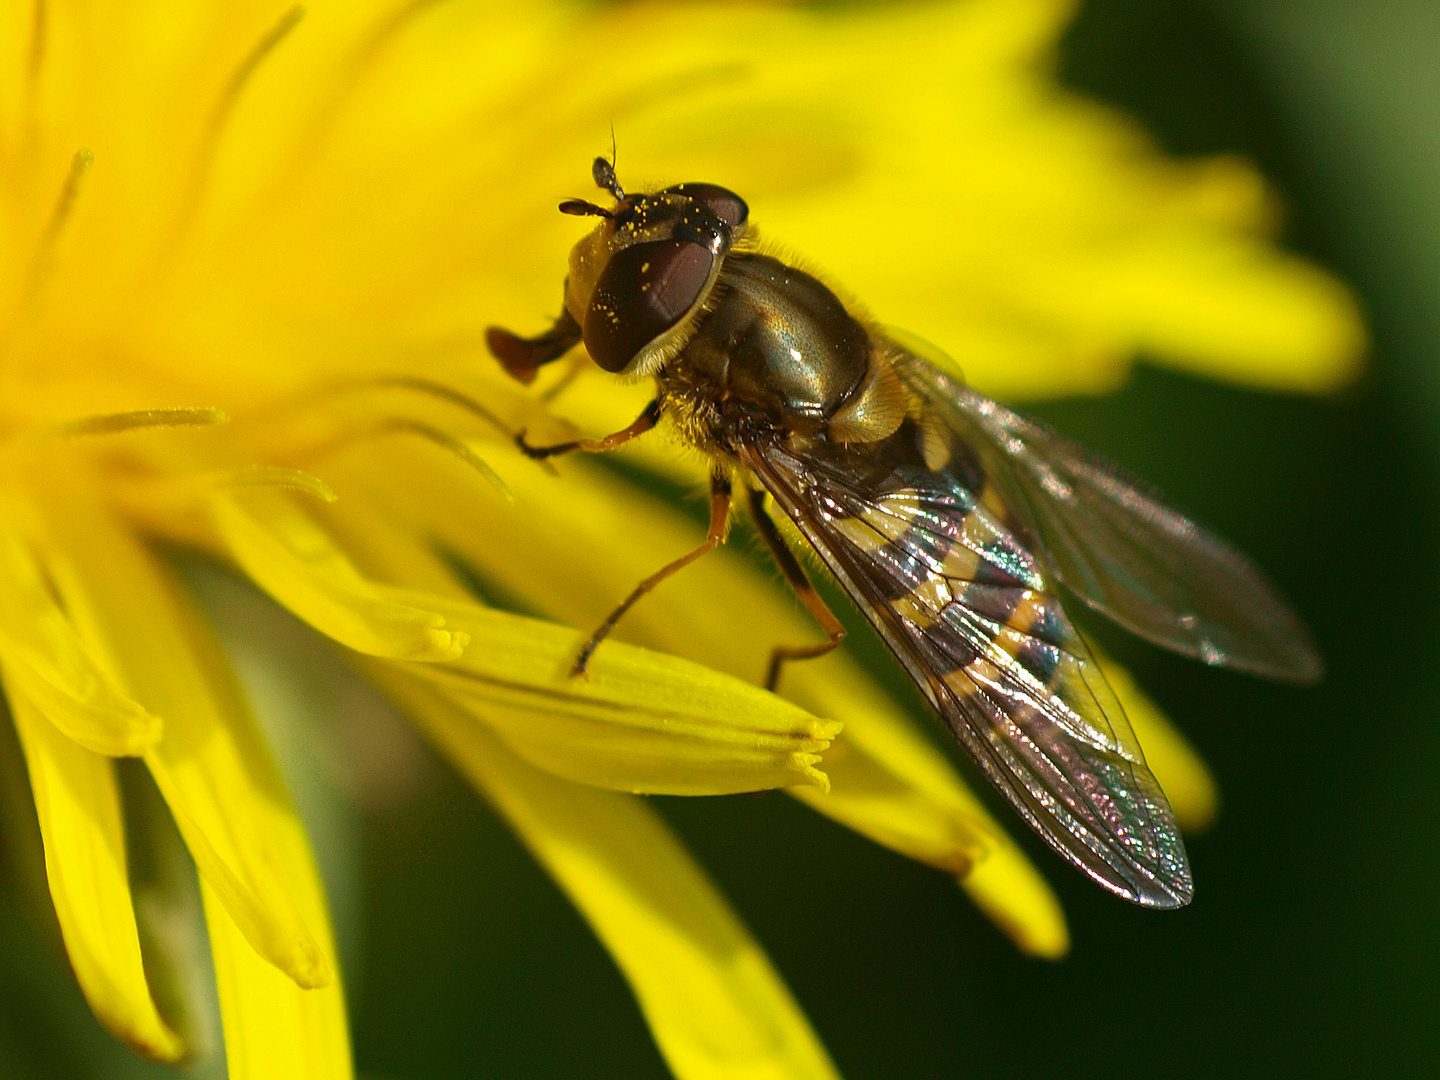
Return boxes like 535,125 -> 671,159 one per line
894,341 -> 1322,684
740,403 -> 1194,908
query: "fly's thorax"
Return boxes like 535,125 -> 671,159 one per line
665,252 -> 876,435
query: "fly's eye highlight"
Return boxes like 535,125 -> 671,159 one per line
663,182 -> 749,229
584,239 -> 714,372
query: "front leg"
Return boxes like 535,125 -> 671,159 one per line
516,398 -> 661,461
487,303 -> 583,385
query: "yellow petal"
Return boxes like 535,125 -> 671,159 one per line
0,503 -> 160,756
413,610 -> 841,795
1093,651 -> 1219,833
210,488 -> 467,661
330,441 -> 1066,952
382,672 -> 839,1080
312,490 -> 841,795
34,479 -> 331,990
200,811 -> 351,1080
5,682 -> 183,1061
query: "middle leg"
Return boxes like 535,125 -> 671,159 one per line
570,469 -> 733,678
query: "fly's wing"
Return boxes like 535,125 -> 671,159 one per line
893,344 -> 1322,684
741,424 -> 1193,908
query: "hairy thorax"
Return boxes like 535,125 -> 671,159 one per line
655,253 -> 906,459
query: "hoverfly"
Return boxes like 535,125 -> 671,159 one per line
487,157 -> 1322,909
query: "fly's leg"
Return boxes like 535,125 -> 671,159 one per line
570,471 -> 733,678
490,295 -> 656,459
747,487 -> 847,692
487,304 -> 583,385
515,398 -> 660,462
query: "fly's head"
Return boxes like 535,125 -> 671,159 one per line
559,157 -> 749,377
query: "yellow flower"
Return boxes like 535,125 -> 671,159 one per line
0,1 -> 1359,1077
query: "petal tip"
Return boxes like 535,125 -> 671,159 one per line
286,944 -> 333,990
959,846 -> 1070,959
121,711 -> 165,755
447,629 -> 471,658
125,1022 -> 186,1065
790,753 -> 831,793
419,626 -> 469,661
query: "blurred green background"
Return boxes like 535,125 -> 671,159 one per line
3,1 -> 1438,1076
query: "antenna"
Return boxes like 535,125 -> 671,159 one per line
558,198 -> 613,218
592,130 -> 624,201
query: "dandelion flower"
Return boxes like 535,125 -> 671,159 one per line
0,1 -> 1360,1077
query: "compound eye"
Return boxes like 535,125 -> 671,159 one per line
662,182 -> 749,229
584,239 -> 714,372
